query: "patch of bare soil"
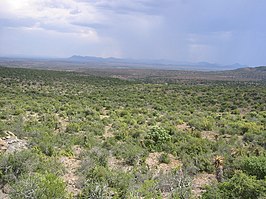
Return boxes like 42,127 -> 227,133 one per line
99,108 -> 110,120
107,155 -> 133,172
145,152 -> 182,175
0,189 -> 9,199
176,123 -> 190,131
103,124 -> 114,139
201,131 -> 219,141
191,173 -> 216,198
25,111 -> 40,121
55,114 -> 69,133
100,108 -> 114,139
60,145 -> 82,197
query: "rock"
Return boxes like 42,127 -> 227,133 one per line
2,184 -> 11,194
0,139 -> 8,151
0,132 -> 28,153
0,146 -> 7,151
5,131 -> 15,137
0,139 -> 7,146
0,190 -> 9,199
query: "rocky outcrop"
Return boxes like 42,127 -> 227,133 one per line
0,131 -> 28,153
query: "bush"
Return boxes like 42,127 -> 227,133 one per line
31,132 -> 57,156
0,150 -> 39,183
202,171 -> 266,199
113,142 -> 146,166
157,170 -> 192,199
79,179 -> 110,199
188,116 -> 215,131
0,150 -> 64,184
66,123 -> 80,133
0,120 -> 5,136
239,156 -> 266,180
10,173 -> 67,199
175,136 -> 214,173
144,127 -> 171,151
107,170 -> 132,197
136,179 -> 161,198
159,153 -> 170,164
243,132 -> 266,148
87,147 -> 108,167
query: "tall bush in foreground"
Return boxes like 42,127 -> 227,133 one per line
239,156 -> 266,180
10,173 -> 67,199
202,171 -> 266,199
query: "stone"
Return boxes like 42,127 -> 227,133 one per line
0,190 -> 9,199
2,184 -> 11,194
0,139 -> 7,151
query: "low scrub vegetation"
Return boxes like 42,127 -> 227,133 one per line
0,66 -> 265,198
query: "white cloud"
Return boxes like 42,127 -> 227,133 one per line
0,0 -> 164,58
0,0 -> 102,32
0,0 -> 111,55
0,25 -> 118,57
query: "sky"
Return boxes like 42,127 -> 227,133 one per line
0,0 -> 266,66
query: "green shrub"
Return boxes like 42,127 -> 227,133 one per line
0,120 -> 5,136
79,148 -> 109,179
79,180 -> 110,199
31,131 -> 63,157
202,171 -> 266,199
66,123 -> 80,133
0,150 -> 64,184
188,116 -> 215,131
243,132 -> 266,148
10,173 -> 67,199
136,179 -> 161,198
157,170 -> 192,199
0,150 -> 39,183
107,171 -> 133,197
88,147 -> 108,167
113,142 -> 146,166
144,127 -> 171,151
36,156 -> 65,176
159,153 -> 170,164
175,136 -> 214,173
239,156 -> 266,179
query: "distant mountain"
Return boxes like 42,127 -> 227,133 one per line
68,55 -> 247,71
69,55 -> 117,62
255,66 -> 266,71
234,66 -> 266,72
0,55 -> 248,71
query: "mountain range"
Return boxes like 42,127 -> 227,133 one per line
68,55 -> 247,71
0,55 -> 249,71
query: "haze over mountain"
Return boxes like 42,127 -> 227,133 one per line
0,55 -> 247,71
68,55 -> 247,71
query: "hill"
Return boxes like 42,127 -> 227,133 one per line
235,66 -> 266,72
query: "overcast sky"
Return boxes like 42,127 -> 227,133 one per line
0,0 -> 266,66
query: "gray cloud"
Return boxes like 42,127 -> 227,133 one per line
0,18 -> 37,28
0,0 -> 266,65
